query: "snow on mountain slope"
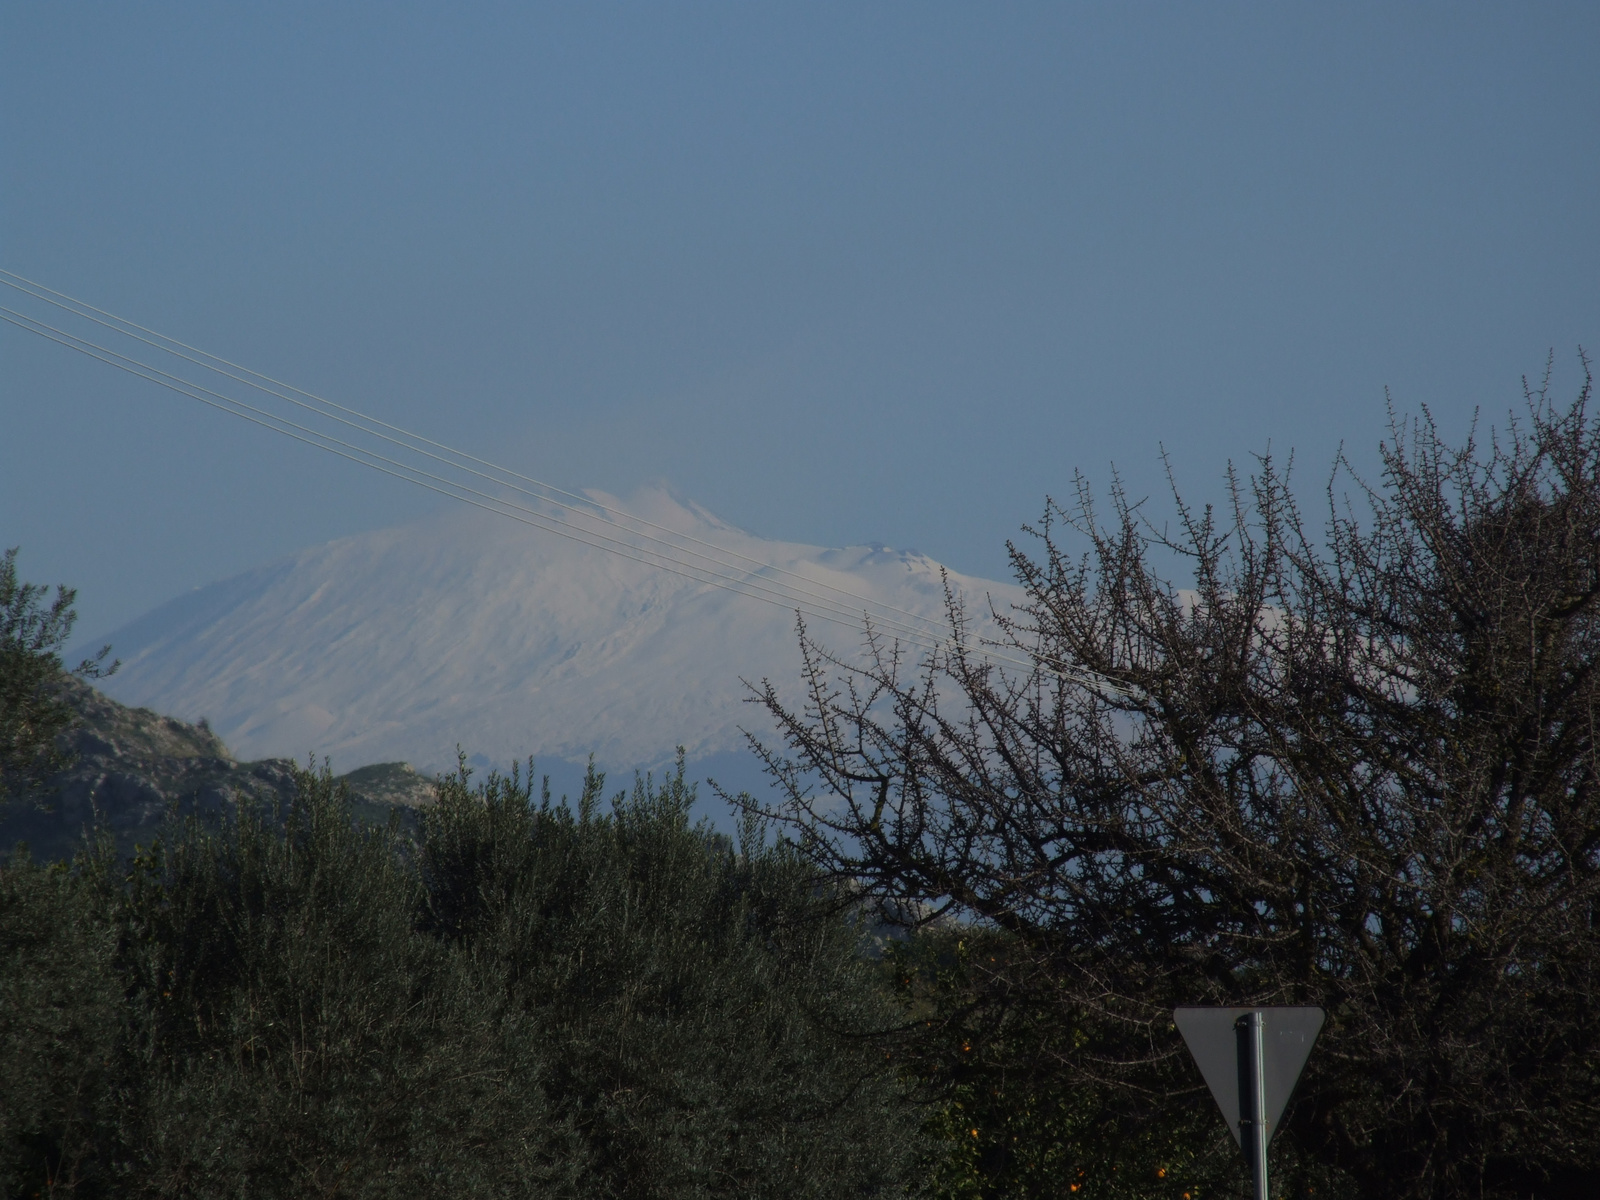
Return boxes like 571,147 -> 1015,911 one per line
94,485 -> 1023,776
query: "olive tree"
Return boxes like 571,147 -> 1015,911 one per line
0,547 -> 114,802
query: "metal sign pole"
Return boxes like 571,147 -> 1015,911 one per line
1238,1011 -> 1269,1200
1174,1003 -> 1322,1199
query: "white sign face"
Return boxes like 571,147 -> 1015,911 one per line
1173,1006 -> 1324,1147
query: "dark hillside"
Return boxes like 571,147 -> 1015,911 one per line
0,677 -> 433,861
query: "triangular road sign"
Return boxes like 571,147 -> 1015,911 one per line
1174,1006 -> 1324,1147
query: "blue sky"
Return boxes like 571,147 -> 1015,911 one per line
4,2 -> 1598,640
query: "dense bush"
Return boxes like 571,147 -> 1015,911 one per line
119,764 -> 539,1197
418,757 -> 927,1198
887,925 -> 1352,1200
0,759 -> 927,1198
0,848 -> 122,1196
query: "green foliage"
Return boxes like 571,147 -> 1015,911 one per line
892,928 -> 1355,1200
420,754 -> 926,1198
0,547 -> 115,802
121,764 -> 553,1197
0,755 -> 925,1198
0,846 -> 122,1197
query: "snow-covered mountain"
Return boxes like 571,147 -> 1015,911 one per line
94,485 -> 1021,781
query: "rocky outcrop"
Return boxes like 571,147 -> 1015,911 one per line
0,678 -> 433,862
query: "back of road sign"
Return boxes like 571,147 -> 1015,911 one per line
1173,1006 -> 1324,1147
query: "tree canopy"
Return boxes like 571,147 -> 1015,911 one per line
1,758 -> 926,1198
0,547 -> 114,802
741,366 -> 1600,1199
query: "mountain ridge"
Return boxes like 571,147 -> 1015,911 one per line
0,676 -> 434,862
89,484 -> 1021,778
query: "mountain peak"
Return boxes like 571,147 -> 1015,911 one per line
95,490 -> 1018,777
580,479 -> 748,538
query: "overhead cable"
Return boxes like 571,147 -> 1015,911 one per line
0,268 -> 958,646
1,271 -> 1119,689
0,305 -> 965,651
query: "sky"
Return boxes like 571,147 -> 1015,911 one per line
3,2 -> 1598,644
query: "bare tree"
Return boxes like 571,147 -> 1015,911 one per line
738,365 -> 1600,1199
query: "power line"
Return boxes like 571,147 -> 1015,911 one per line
0,305 -> 969,653
1,306 -> 959,649
0,268 -> 959,646
1,272 -> 1114,688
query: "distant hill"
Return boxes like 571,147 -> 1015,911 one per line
0,676 -> 434,863
88,484 -> 1020,780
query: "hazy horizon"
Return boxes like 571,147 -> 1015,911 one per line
5,3 -> 1598,643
